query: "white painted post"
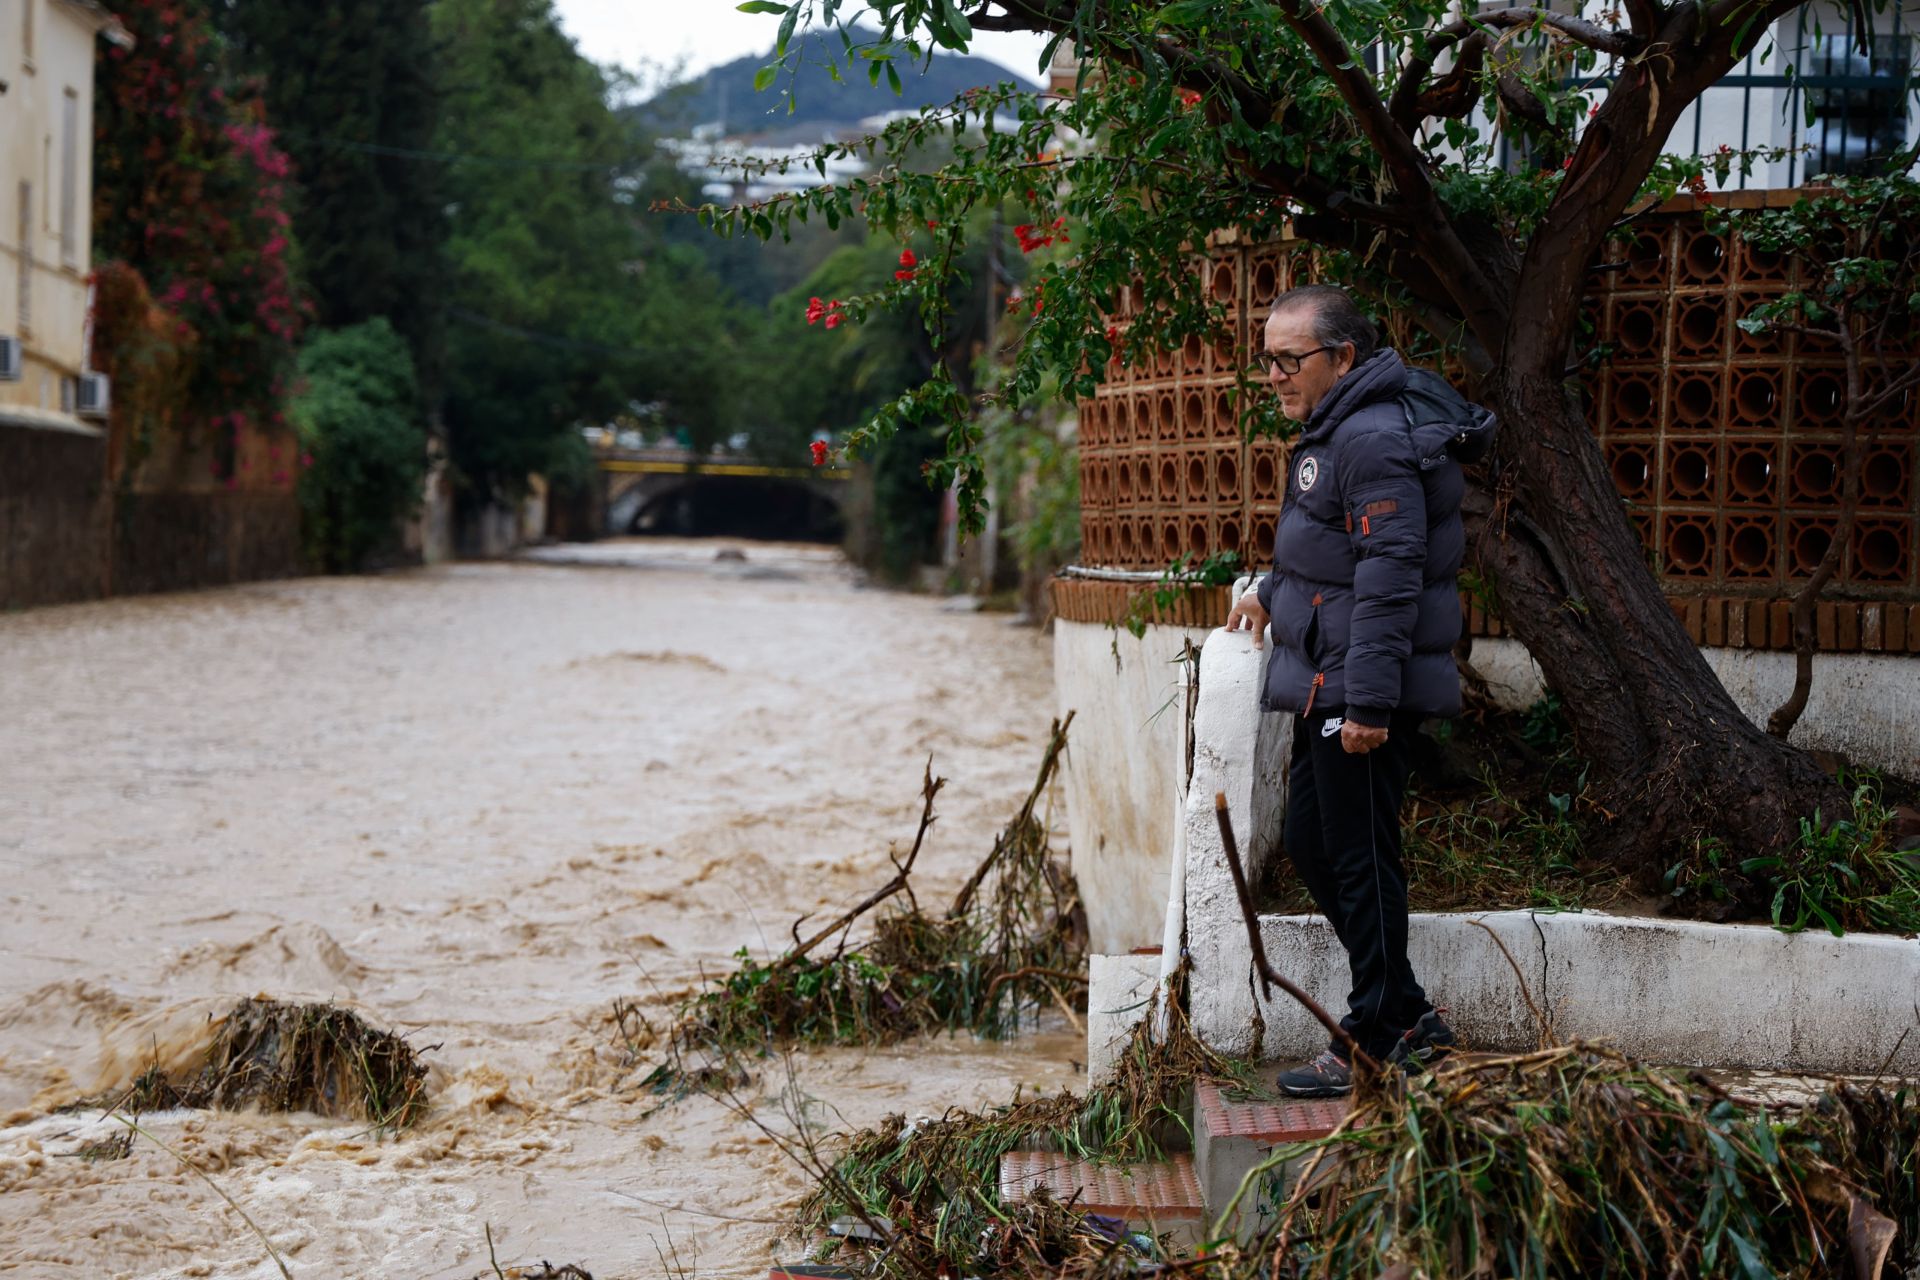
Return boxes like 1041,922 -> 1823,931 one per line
1181,576 -> 1293,1058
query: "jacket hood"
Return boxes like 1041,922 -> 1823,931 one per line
1301,348 -> 1409,442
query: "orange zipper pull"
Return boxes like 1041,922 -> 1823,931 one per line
1303,671 -> 1325,716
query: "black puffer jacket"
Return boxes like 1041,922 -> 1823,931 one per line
1254,349 -> 1488,727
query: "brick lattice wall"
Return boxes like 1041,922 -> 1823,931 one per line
1067,195 -> 1920,650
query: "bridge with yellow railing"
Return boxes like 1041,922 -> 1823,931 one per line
594,444 -> 848,538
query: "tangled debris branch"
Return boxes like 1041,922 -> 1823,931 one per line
77,997 -> 429,1129
639,718 -> 1086,1096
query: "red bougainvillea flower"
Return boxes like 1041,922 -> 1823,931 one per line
807,297 -> 847,327
805,295 -> 827,325
1683,173 -> 1709,195
824,309 -> 844,329
1013,218 -> 1070,255
1178,89 -> 1202,108
895,247 -> 917,281
810,440 -> 830,466
1105,325 -> 1120,343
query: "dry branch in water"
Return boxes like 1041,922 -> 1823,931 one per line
636,717 -> 1086,1095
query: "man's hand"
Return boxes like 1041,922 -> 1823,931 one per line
1224,594 -> 1269,649
1341,720 -> 1389,754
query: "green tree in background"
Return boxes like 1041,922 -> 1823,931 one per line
207,0 -> 448,400
294,320 -> 428,572
431,0 -> 741,505
753,219 -> 1011,576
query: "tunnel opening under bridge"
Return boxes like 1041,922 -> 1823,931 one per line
628,474 -> 845,543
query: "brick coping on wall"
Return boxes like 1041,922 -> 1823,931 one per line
1049,574 -> 1920,655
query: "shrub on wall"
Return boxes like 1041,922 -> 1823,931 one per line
292,321 -> 427,573
92,0 -> 305,479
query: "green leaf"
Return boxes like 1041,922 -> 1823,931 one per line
735,1 -> 788,11
775,3 -> 799,56
937,0 -> 972,43
886,60 -> 903,95
753,64 -> 779,92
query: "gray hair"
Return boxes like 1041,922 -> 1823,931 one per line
1270,285 -> 1379,363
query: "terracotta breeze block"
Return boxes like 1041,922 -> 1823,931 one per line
1838,603 -> 1860,651
1195,1081 -> 1350,1144
1771,600 -> 1792,648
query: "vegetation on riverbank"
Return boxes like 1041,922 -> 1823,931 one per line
790,1035 -> 1920,1278
1262,697 -> 1920,936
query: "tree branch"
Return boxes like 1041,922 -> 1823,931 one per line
1262,0 -> 1510,339
1390,8 -> 1641,133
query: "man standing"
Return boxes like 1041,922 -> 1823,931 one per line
1225,285 -> 1486,1096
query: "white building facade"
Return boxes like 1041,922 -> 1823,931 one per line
0,0 -> 127,431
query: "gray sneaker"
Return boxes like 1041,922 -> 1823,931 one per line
1276,1049 -> 1353,1097
1386,1009 -> 1457,1071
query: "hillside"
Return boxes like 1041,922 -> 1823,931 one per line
635,25 -> 1039,143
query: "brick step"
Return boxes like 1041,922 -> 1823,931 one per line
1194,1078 -> 1351,1242
998,1149 -> 1205,1244
1195,1079 -> 1351,1145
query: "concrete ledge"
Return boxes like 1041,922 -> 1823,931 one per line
1182,908 -> 1920,1077
1472,636 -> 1919,780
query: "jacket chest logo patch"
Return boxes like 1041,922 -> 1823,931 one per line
1297,456 -> 1320,492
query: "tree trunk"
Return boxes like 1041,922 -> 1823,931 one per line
1467,367 -> 1845,875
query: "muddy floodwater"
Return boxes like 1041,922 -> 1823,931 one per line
0,540 -> 1082,1278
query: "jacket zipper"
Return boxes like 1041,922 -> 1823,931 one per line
1303,671 -> 1325,716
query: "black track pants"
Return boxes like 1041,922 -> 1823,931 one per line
1283,712 -> 1432,1061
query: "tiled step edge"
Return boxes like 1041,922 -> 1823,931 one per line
998,1150 -> 1204,1222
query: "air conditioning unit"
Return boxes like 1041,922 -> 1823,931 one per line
0,336 -> 20,381
75,371 -> 110,419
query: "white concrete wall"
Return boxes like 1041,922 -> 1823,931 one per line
1054,616 -> 1214,953
1183,908 -> 1920,1077
1470,637 -> 1920,779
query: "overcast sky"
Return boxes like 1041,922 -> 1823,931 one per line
551,0 -> 1050,91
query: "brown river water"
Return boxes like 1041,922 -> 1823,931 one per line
0,540 -> 1083,1279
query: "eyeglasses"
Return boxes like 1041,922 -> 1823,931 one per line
1254,345 -> 1338,377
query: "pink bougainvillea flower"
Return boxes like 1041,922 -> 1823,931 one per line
810,440 -> 829,467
